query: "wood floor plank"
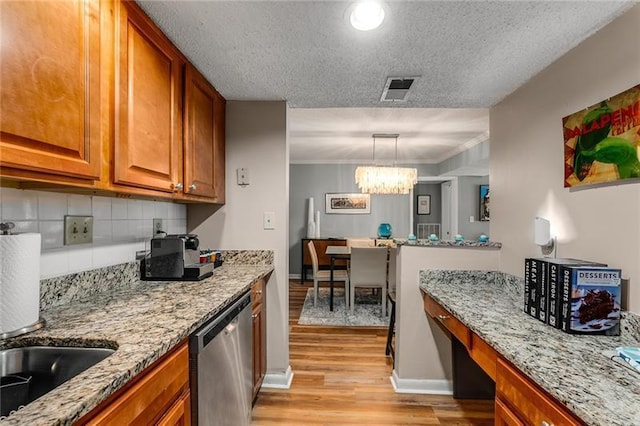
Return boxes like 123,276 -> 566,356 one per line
251,280 -> 494,425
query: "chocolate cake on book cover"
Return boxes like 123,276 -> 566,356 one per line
562,266 -> 621,335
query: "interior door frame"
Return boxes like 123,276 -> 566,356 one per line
409,176 -> 458,239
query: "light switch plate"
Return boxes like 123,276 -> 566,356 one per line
64,215 -> 93,245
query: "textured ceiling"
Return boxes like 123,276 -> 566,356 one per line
137,1 -> 634,165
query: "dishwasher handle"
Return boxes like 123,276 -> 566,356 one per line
224,318 -> 238,335
191,293 -> 252,353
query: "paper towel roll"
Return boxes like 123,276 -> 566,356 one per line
1,233 -> 41,335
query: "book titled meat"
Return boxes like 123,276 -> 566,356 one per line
562,266 -> 621,335
524,258 -> 540,318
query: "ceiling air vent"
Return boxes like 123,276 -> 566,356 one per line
380,76 -> 420,102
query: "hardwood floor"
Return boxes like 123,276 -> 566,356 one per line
251,280 -> 495,425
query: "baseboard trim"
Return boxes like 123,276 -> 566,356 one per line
390,370 -> 453,395
289,273 -> 301,280
262,365 -> 294,389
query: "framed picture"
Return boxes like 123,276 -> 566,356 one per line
417,195 -> 431,215
325,193 -> 370,214
479,184 -> 490,221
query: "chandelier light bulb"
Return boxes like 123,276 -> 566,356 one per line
350,1 -> 385,31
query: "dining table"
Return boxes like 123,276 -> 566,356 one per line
325,245 -> 351,311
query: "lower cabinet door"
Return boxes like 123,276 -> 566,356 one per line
157,391 -> 191,426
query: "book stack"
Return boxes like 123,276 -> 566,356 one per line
524,258 -> 621,335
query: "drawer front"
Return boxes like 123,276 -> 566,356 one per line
496,358 -> 581,426
86,343 -> 189,426
495,397 -> 525,426
423,293 -> 471,348
470,333 -> 497,381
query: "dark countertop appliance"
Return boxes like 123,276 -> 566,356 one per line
142,234 -> 214,281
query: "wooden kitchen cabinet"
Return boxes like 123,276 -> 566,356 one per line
113,0 -> 184,193
0,0 -> 103,181
496,358 -> 581,426
252,278 -> 267,399
183,64 -> 226,202
495,397 -> 525,426
156,390 -> 191,426
423,292 -> 471,349
80,341 -> 190,426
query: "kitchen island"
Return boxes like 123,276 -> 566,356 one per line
0,255 -> 273,426
420,269 -> 640,425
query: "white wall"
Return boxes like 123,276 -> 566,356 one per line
393,245 -> 500,393
0,188 -> 186,278
491,5 -> 640,313
189,101 -> 291,382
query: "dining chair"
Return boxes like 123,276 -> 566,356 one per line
307,241 -> 349,308
349,247 -> 388,316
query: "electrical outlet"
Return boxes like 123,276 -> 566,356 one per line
237,167 -> 250,186
153,218 -> 164,235
263,212 -> 275,230
64,215 -> 93,245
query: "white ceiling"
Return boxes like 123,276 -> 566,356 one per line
137,0 -> 634,166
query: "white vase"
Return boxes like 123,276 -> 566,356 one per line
315,210 -> 320,238
307,221 -> 316,239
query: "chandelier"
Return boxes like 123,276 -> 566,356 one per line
355,134 -> 417,194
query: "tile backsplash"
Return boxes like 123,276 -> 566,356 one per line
0,188 -> 186,279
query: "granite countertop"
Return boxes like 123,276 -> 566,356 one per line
0,263 -> 273,426
396,239 -> 502,249
419,270 -> 640,426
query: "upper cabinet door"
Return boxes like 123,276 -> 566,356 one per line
184,64 -> 226,202
0,0 -> 102,180
114,1 -> 183,193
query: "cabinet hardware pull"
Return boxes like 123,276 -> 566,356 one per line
437,314 -> 449,320
189,184 -> 197,191
256,290 -> 262,295
252,314 -> 258,319
174,182 -> 184,191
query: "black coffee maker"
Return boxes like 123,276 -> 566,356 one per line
142,234 -> 214,280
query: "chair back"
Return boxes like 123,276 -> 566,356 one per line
307,241 -> 320,275
349,247 -> 388,287
387,247 -> 397,291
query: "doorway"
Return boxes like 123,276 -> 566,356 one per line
409,176 -> 458,240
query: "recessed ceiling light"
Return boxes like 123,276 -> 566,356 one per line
350,1 -> 385,31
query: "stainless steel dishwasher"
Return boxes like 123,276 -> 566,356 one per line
190,293 -> 253,426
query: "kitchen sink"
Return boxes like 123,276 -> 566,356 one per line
0,346 -> 115,417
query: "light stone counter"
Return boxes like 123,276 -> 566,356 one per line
0,258 -> 273,426
420,270 -> 640,426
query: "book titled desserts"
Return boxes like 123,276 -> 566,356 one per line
545,258 -> 607,328
561,266 -> 621,335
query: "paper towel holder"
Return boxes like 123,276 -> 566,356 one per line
0,318 -> 46,340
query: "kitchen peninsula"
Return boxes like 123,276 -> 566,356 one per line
0,251 -> 273,425
420,269 -> 640,425
391,240 -> 501,393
